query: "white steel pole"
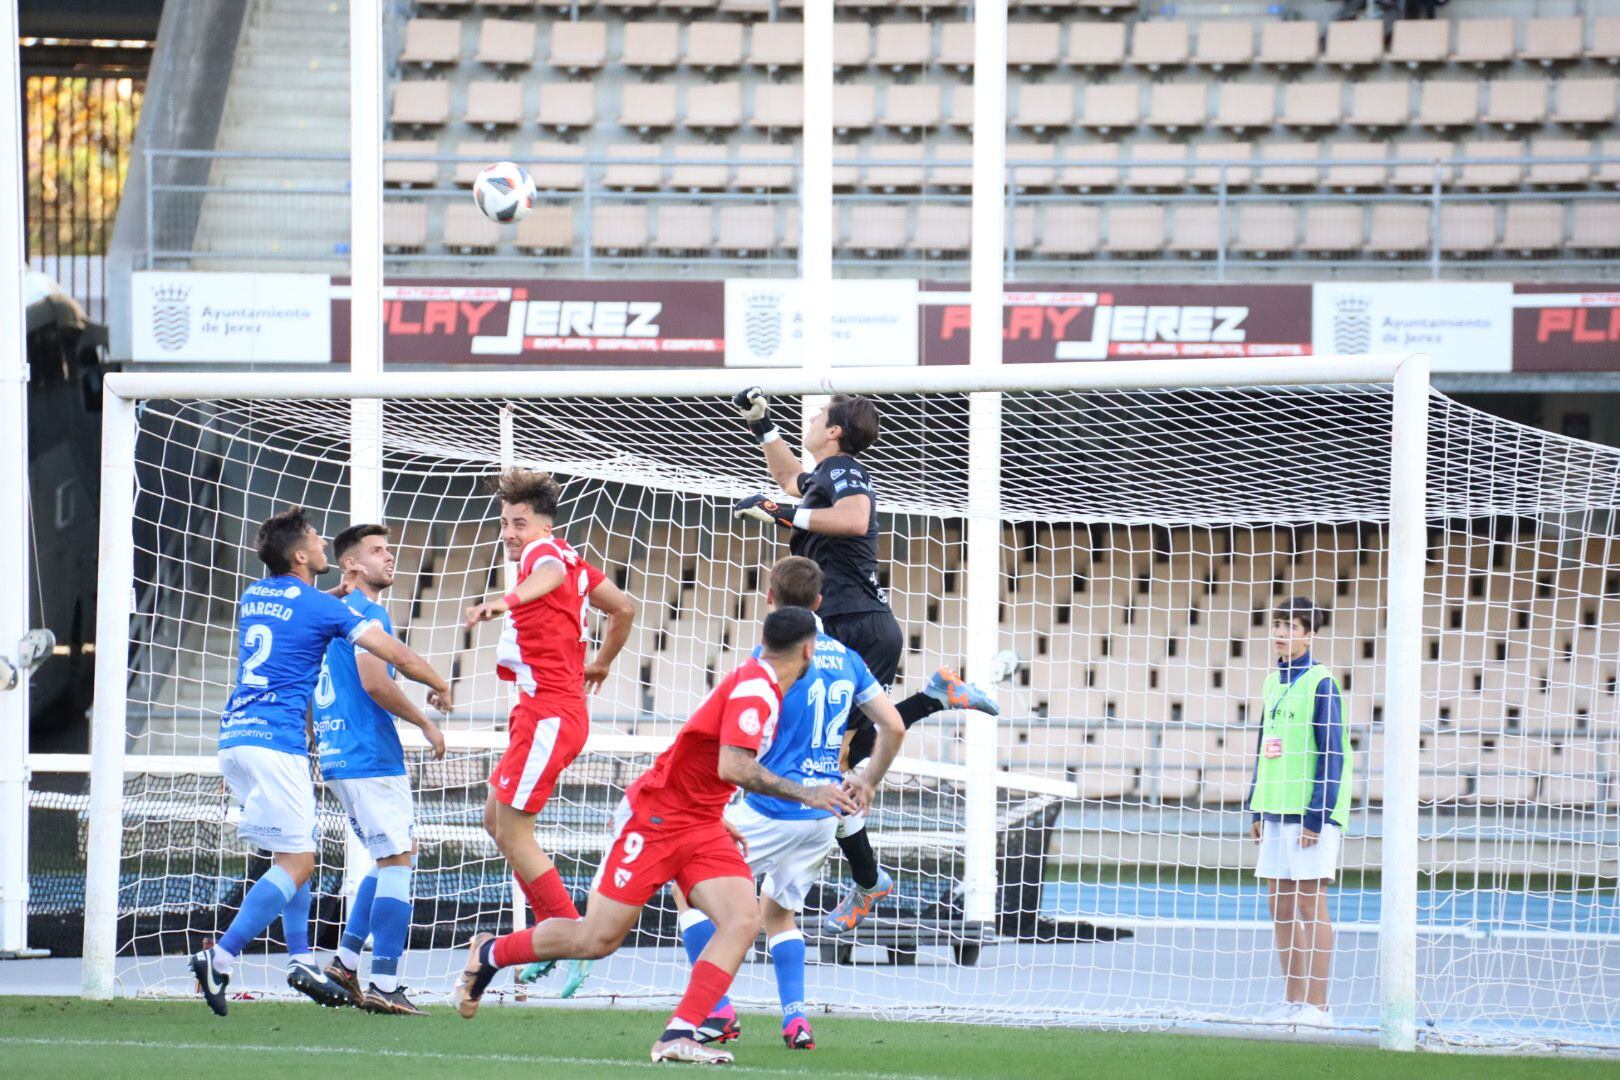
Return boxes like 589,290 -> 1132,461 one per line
83,392 -> 139,998
344,0 -> 386,901
960,0 -> 1009,931
1379,352 -> 1430,1051
800,0 -> 834,456
0,0 -> 31,957
498,406 -> 528,966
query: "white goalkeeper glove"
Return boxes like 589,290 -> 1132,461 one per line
734,493 -> 795,529
731,386 -> 779,444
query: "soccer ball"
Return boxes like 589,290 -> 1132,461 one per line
472,161 -> 537,224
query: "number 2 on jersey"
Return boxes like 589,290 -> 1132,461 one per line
806,678 -> 855,751
240,624 -> 273,687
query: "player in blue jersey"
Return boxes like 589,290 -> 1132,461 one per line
190,507 -> 452,1017
675,556 -> 904,1050
307,524 -> 446,1015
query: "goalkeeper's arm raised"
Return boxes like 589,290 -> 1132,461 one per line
732,387 -> 805,497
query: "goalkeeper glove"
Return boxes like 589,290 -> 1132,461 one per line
735,494 -> 795,529
731,386 -> 779,444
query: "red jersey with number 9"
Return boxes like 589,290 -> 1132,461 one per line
496,535 -> 605,702
627,657 -> 783,827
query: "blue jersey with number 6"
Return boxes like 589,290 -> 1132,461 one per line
219,575 -> 376,757
314,592 -> 405,780
744,632 -> 882,821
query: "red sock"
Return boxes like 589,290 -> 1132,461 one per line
491,927 -> 539,968
673,960 -> 735,1029
534,868 -> 580,920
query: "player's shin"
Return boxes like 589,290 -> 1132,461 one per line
281,880 -> 314,964
677,910 -> 733,1015
337,870 -> 378,970
367,865 -> 412,993
835,819 -> 882,892
216,864 -> 301,968
769,929 -> 808,1027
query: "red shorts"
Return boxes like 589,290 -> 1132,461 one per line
592,799 -> 752,908
490,694 -> 589,813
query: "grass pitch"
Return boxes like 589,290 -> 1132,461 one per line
0,998 -> 1614,1079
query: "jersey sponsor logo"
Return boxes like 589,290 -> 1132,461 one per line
499,774 -> 512,787
830,468 -> 845,479
738,708 -> 761,736
834,480 -> 848,492
283,584 -> 301,598
614,868 -> 633,889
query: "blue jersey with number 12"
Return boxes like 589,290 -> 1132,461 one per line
315,591 -> 405,780
744,632 -> 882,821
218,574 -> 376,758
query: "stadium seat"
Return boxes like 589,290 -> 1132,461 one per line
1553,78 -> 1619,126
949,84 -> 975,128
383,201 -> 428,252
1015,84 -> 1076,134
834,22 -> 871,70
1233,203 -> 1295,256
600,0 -> 659,11
1010,204 -> 1037,254
1079,83 -> 1140,133
753,83 -> 805,130
1257,142 -> 1319,190
1368,203 -> 1431,257
1456,139 -> 1525,190
1103,204 -> 1166,254
1034,205 -> 1101,257
873,23 -> 931,72
453,139 -> 509,185
603,143 -> 663,190
718,0 -> 771,13
1391,140 -> 1453,189
937,21 -> 973,72
1521,16 -> 1584,66
688,22 -> 745,71
443,202 -> 502,252
1066,22 -> 1127,69
1418,79 -> 1481,130
834,84 -> 878,134
928,142 -> 973,189
1124,143 -> 1187,191
1129,20 -> 1190,71
591,203 -> 650,254
668,143 -> 731,191
620,83 -> 678,134
621,22 -> 680,70
1301,204 -> 1364,255
747,22 -> 803,72
1483,79 -> 1549,130
1527,137 -> 1592,187
548,21 -> 607,73
1569,202 -> 1620,252
1325,141 -> 1388,191
1004,141 -> 1055,190
685,82 -> 743,132
1055,143 -> 1114,192
883,83 -> 942,134
1280,80 -> 1343,130
401,19 -> 462,69
651,204 -> 714,253
464,81 -> 524,129
864,143 -> 925,192
844,204 -> 908,257
912,204 -> 971,257
1349,80 -> 1411,130
1453,18 -> 1515,68
531,140 -> 586,190
390,79 -> 451,128
1147,83 -> 1206,133
536,82 -> 595,133
1591,17 -> 1620,64
1258,20 -> 1319,69
1324,19 -> 1384,69
733,142 -> 795,190
1438,203 -> 1497,254
1168,205 -> 1222,255
1192,20 -> 1253,70
383,139 -> 439,187
715,203 -> 780,254
1008,23 -> 1061,71
1214,83 -> 1275,134
1388,19 -> 1451,69
476,19 -> 535,69
1496,202 -> 1561,255
1191,142 -> 1253,189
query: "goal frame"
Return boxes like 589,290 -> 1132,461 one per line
82,355 -> 1430,1051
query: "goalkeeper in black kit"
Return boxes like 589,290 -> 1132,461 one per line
731,387 -> 999,934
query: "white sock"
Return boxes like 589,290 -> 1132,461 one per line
336,946 -> 361,970
210,945 -> 236,975
289,952 -> 315,967
371,973 -> 398,993
666,1017 -> 697,1035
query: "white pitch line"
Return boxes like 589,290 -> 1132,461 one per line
0,1035 -> 951,1080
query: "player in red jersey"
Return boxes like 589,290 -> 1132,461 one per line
463,469 -> 636,995
453,607 -> 860,1065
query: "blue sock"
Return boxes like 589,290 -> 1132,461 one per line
769,929 -> 807,1025
678,909 -> 730,1013
368,865 -> 413,993
281,880 -> 313,962
339,870 -> 379,964
218,864 -> 299,960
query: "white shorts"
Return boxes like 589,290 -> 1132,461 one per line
219,745 -> 318,854
726,799 -> 838,913
328,773 -> 415,859
1256,820 -> 1342,882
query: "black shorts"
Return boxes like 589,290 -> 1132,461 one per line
820,608 -> 903,689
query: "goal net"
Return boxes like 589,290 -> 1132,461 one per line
72,361 -> 1619,1053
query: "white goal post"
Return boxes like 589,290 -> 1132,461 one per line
80,356 -> 1438,1051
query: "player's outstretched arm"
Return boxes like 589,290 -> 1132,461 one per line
846,693 -> 905,803
718,745 -> 860,816
731,387 -> 804,497
357,650 -> 446,759
584,577 -> 637,694
355,625 -> 453,713
464,560 -> 566,628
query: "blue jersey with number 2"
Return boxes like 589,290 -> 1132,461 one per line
745,632 -> 882,821
219,575 -> 375,757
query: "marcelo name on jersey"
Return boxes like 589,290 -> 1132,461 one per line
745,633 -> 881,822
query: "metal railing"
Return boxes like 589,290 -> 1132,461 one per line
143,147 -> 1620,280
